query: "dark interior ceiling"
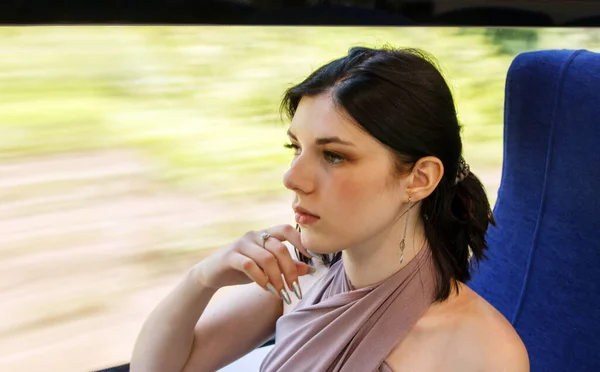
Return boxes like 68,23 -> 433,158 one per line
3,0 -> 600,26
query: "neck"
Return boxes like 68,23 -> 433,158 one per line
341,209 -> 427,289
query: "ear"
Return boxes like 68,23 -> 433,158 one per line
406,156 -> 444,202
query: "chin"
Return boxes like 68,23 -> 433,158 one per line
300,228 -> 343,256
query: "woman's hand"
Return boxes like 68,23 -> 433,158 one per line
194,224 -> 314,304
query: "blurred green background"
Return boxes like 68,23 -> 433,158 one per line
1,27 -> 599,372
4,27 -> 598,198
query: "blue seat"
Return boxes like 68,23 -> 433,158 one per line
468,49 -> 600,372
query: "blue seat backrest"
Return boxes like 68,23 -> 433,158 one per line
468,49 -> 600,372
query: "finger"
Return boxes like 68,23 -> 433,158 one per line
240,243 -> 287,301
262,224 -> 312,259
229,253 -> 270,289
263,237 -> 301,299
295,261 -> 315,276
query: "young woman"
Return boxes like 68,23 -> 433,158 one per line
131,46 -> 529,372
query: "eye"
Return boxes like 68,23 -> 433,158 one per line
283,142 -> 301,156
324,151 -> 345,164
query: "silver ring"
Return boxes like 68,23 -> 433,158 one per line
261,231 -> 271,249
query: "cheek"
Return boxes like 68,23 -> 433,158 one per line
334,176 -> 359,200
332,171 -> 386,206
326,165 -> 404,221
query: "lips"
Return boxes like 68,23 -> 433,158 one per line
293,205 -> 320,225
293,206 -> 319,217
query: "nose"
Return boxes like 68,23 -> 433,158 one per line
283,155 -> 316,195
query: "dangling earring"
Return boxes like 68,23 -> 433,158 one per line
295,223 -> 301,233
399,196 -> 412,264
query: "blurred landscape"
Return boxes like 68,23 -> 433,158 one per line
1,26 -> 599,372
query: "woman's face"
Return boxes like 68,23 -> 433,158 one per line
283,93 -> 409,254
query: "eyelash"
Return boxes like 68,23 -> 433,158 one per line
283,143 -> 346,164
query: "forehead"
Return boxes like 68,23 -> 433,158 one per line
289,93 -> 363,140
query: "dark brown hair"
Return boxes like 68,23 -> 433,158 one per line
284,46 -> 495,302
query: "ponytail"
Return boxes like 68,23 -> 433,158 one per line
421,171 -> 495,301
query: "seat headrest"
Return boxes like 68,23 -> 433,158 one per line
469,49 -> 600,371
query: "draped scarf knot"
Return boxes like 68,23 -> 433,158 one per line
260,247 -> 437,372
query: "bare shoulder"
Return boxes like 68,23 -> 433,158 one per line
386,283 -> 529,372
440,283 -> 530,372
458,284 -> 530,371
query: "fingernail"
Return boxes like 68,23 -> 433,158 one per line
308,265 -> 316,274
280,288 -> 292,305
292,280 -> 302,300
266,283 -> 278,298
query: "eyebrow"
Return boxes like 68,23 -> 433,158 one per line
287,129 -> 355,147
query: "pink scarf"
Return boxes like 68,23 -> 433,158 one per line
260,247 -> 437,372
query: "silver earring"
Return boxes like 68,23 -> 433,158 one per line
399,197 -> 412,263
